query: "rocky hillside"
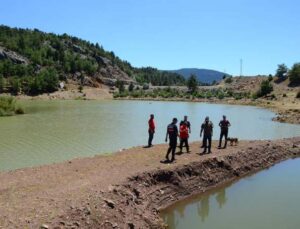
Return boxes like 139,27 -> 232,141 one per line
0,25 -> 185,95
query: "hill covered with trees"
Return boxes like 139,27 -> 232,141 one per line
0,25 -> 185,95
170,68 -> 228,84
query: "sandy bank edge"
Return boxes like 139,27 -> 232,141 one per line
48,138 -> 300,229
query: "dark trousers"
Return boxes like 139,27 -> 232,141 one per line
179,138 -> 189,152
148,131 -> 154,146
201,137 -> 205,148
203,134 -> 212,152
219,130 -> 228,148
166,139 -> 177,161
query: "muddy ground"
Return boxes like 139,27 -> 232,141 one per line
0,138 -> 299,228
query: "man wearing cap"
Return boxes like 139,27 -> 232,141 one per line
165,118 -> 179,162
218,115 -> 231,149
200,116 -> 214,154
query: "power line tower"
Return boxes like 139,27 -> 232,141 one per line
240,59 -> 243,77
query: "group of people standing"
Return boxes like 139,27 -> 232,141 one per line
147,114 -> 231,163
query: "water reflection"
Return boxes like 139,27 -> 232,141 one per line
216,189 -> 227,209
196,189 -> 227,222
163,187 -> 229,227
164,209 -> 179,229
197,195 -> 210,222
162,159 -> 300,229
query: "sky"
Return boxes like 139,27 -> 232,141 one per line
0,0 -> 299,76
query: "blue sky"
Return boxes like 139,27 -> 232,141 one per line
0,0 -> 299,75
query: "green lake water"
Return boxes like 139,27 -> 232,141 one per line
161,158 -> 300,229
0,100 -> 299,171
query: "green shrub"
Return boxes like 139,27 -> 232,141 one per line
113,92 -> 120,98
142,83 -> 149,90
296,91 -> 300,99
187,74 -> 198,93
234,94 -> 242,100
0,75 -> 5,93
251,93 -> 258,100
196,91 -> 205,98
78,85 -> 83,93
217,93 -> 225,99
0,96 -> 24,116
128,82 -> 134,92
275,64 -> 288,80
15,106 -> 25,114
289,63 -> 300,85
283,93 -> 287,97
257,80 -> 273,97
10,77 -> 21,95
268,75 -> 273,82
205,91 -> 212,98
115,80 -> 125,93
225,77 -> 233,84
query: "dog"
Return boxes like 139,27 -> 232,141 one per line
227,137 -> 239,146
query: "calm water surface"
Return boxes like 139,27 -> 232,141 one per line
0,100 -> 299,171
161,158 -> 300,229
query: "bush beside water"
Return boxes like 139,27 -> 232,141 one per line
0,96 -> 24,116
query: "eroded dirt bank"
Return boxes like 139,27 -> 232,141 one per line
0,138 -> 299,228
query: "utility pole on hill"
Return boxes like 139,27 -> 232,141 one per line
240,59 -> 243,77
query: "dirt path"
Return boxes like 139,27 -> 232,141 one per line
0,138 -> 299,228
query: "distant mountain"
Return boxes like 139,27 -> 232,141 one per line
169,68 -> 228,84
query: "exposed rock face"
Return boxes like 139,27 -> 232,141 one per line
95,56 -> 111,65
0,43 -> 134,87
0,46 -> 29,64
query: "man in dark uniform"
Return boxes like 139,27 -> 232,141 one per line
218,115 -> 231,149
165,118 -> 178,162
200,116 -> 213,154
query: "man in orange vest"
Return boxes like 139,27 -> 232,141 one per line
148,114 -> 155,147
179,122 -> 190,153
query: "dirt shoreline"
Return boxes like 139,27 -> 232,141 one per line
0,138 -> 299,228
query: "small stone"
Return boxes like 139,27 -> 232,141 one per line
104,199 -> 115,208
40,224 -> 49,229
74,221 -> 80,227
86,207 -> 91,215
128,222 -> 135,229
